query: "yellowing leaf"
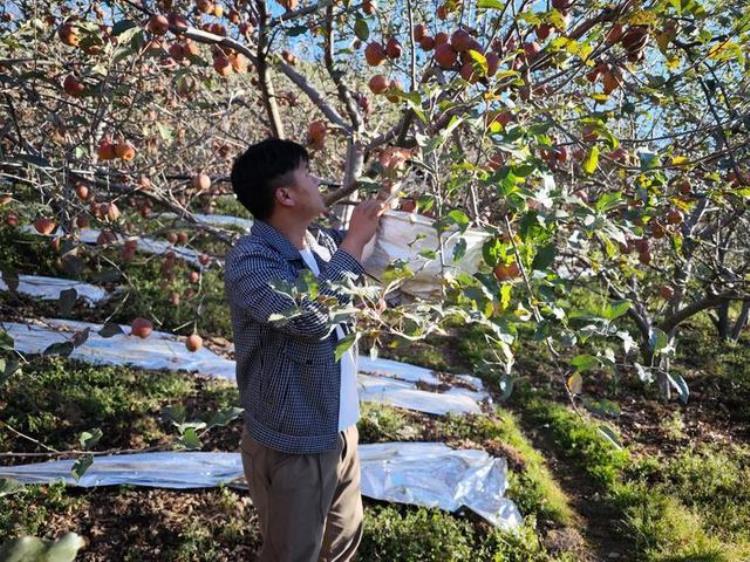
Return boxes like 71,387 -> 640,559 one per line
467,49 -> 488,73
499,284 -> 512,311
567,372 -> 583,394
628,10 -> 657,25
671,156 -> 689,166
577,43 -> 594,61
549,10 -> 567,29
583,146 -> 599,174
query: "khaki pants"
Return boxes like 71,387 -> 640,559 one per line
240,426 -> 363,562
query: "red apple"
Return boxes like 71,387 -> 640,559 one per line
34,217 -> 56,235
186,333 -> 203,352
365,42 -> 386,66
131,317 -> 154,338
493,262 -> 520,281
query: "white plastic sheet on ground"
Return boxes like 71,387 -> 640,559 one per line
362,210 -> 491,300
359,374 -> 485,416
158,212 -> 253,232
1,319 -> 489,416
0,444 -> 522,529
359,354 -> 442,385
21,226 -> 205,267
0,274 -> 110,306
1,319 -> 237,380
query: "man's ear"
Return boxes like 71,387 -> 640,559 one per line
274,185 -> 296,208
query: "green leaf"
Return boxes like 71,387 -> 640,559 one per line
466,49 -> 488,74
452,238 -> 467,262
0,357 -> 21,387
334,331 -> 358,362
446,209 -> 471,231
499,284 -> 512,310
498,374 -> 514,401
268,308 -> 303,326
78,428 -> 103,450
206,407 -> 244,429
649,327 -> 669,353
418,249 -> 438,259
296,270 -> 319,299
286,25 -> 308,37
129,29 -> 146,51
0,330 -> 13,352
45,532 -> 87,562
162,404 -> 186,424
531,244 -> 556,270
668,373 -> 690,404
98,322 -> 124,338
112,19 -> 138,36
58,288 -> 77,316
43,341 -> 74,358
570,354 -> 599,372
602,300 -> 631,321
583,146 -> 599,174
354,18 -> 369,41
639,150 -> 660,170
594,191 -> 622,213
0,536 -> 46,561
381,259 -> 414,284
0,478 -> 24,497
477,0 -> 504,8
71,454 -> 93,481
178,427 -> 202,450
582,397 -> 621,418
482,238 -> 505,267
597,424 -> 623,449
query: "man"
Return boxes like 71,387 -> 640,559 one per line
225,138 -> 384,561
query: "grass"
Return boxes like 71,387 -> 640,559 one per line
361,504 -> 575,562
0,357 -> 195,453
618,444 -> 750,561
0,482 -> 78,539
437,411 -> 575,527
510,387 -> 750,561
0,485 -> 260,561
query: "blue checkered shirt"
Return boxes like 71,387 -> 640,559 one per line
224,220 -> 365,454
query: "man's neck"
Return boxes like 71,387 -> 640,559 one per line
265,214 -> 311,250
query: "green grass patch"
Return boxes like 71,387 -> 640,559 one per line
514,391 -> 750,561
0,357 -> 196,452
357,402 -> 417,443
361,505 -> 571,562
617,445 -> 750,561
519,397 -> 629,489
0,482 -> 78,539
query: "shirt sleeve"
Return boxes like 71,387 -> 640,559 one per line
225,245 -> 365,341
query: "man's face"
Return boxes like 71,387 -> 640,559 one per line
287,159 -> 326,220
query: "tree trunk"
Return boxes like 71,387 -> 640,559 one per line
331,138 -> 365,229
730,301 -> 750,341
716,301 -> 731,340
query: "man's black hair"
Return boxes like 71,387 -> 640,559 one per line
230,138 -> 309,221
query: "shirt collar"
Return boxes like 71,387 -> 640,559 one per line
251,220 -> 319,262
